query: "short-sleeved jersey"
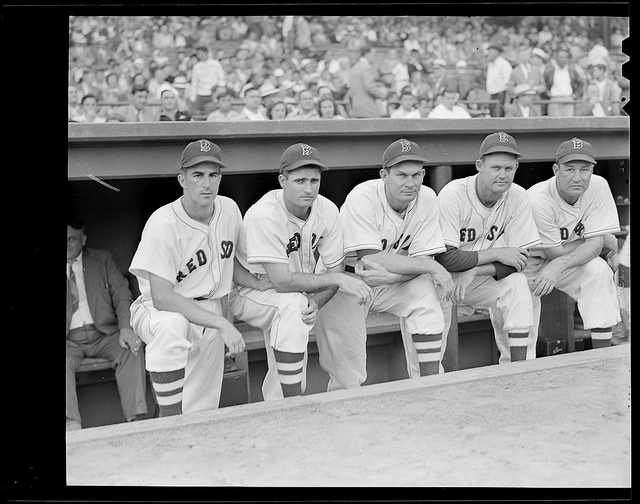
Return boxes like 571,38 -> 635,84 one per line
236,190 -> 345,275
526,174 -> 620,257
340,179 -> 446,267
437,175 -> 541,252
129,196 -> 241,301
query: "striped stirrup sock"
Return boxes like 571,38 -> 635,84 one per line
591,327 -> 612,348
273,349 -> 304,397
149,368 -> 186,417
411,333 -> 442,376
508,332 -> 529,362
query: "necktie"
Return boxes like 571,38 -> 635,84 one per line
137,109 -> 143,122
67,261 -> 79,319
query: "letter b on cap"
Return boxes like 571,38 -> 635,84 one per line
301,144 -> 312,156
400,140 -> 412,152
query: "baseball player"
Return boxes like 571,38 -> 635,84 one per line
129,139 -> 269,417
490,138 -> 621,350
229,143 -> 372,401
314,138 -> 455,390
435,132 -> 541,364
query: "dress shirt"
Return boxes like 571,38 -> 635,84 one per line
549,65 -> 573,97
68,252 -> 94,330
486,56 -> 512,95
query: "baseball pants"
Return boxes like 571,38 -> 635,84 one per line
66,325 -> 148,425
440,271 -> 535,365
130,297 -> 225,414
490,256 -> 621,360
314,273 -> 445,390
228,285 -> 311,401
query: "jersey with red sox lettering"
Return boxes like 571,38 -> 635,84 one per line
235,189 -> 345,275
342,179 -> 447,265
130,196 -> 241,302
526,174 -> 620,256
438,175 -> 541,252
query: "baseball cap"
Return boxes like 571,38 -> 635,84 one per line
280,143 -> 328,173
512,83 -> 536,97
179,139 -> 225,170
479,132 -> 522,158
382,139 -> 428,169
555,138 -> 597,165
173,75 -> 188,88
432,58 -> 447,68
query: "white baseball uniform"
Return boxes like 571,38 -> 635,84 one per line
129,196 -> 241,413
491,174 -> 621,349
437,175 -> 541,363
228,189 -> 345,400
314,179 -> 448,389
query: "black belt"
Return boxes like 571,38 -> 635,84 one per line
194,296 -> 209,301
345,265 -> 356,273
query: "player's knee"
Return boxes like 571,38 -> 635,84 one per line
151,310 -> 190,338
278,292 -> 309,318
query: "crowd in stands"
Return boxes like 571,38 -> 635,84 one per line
68,15 -> 629,123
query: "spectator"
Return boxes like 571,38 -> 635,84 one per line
543,47 -> 584,117
346,44 -> 388,118
71,94 -> 108,123
505,84 -> 541,117
317,85 -> 349,118
102,71 -> 127,103
454,60 -> 475,101
429,58 -> 458,98
158,84 -> 192,121
69,85 -> 82,121
286,88 -> 320,120
190,45 -> 227,115
120,85 -> 160,122
408,70 -> 431,99
318,97 -> 345,119
586,60 -> 622,116
389,49 -> 411,95
507,46 -> 546,116
575,81 -> 611,117
390,90 -> 422,118
427,90 -> 472,118
266,100 -> 289,120
417,94 -> 434,118
237,86 -> 268,120
206,91 -> 241,121
170,74 -> 191,113
485,44 -> 512,117
106,112 -> 126,122
464,88 -> 492,118
66,217 -> 147,431
406,48 -> 424,75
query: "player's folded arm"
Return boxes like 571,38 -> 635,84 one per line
434,245 -> 478,272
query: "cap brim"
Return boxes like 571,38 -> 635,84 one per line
557,154 -> 596,165
182,156 -> 226,169
281,159 -> 328,172
481,146 -> 522,158
384,154 -> 428,168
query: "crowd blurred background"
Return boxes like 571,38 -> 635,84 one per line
68,15 -> 629,123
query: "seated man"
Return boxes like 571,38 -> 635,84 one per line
314,139 -> 455,389
66,217 -> 147,431
229,143 -> 372,400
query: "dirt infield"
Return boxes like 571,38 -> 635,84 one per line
66,345 -> 630,487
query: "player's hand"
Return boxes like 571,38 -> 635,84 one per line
256,275 -> 274,291
430,263 -> 455,302
119,327 -> 142,356
301,295 -> 318,326
219,321 -> 246,358
492,247 -> 529,272
451,269 -> 476,305
531,261 -> 562,297
338,274 -> 372,306
354,258 -> 403,287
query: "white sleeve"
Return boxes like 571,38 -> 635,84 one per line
340,189 -> 383,253
129,213 -> 180,285
582,176 -> 621,238
317,205 -> 346,268
245,211 -> 290,265
504,188 -> 541,249
408,190 -> 447,256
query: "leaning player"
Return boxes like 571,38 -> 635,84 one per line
129,139 -> 269,417
435,132 -> 541,364
229,142 -> 372,401
314,138 -> 455,390
491,138 -> 621,350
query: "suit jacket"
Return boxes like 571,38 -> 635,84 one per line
543,63 -> 584,99
66,247 -> 134,336
507,64 -> 546,96
504,103 -> 541,117
346,57 -> 387,118
120,104 -> 160,122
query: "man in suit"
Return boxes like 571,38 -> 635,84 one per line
507,46 -> 546,116
346,44 -> 388,118
504,84 -> 542,117
66,217 -> 147,431
120,85 -> 160,122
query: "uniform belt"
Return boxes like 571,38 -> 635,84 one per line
194,296 -> 209,301
345,265 -> 356,273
